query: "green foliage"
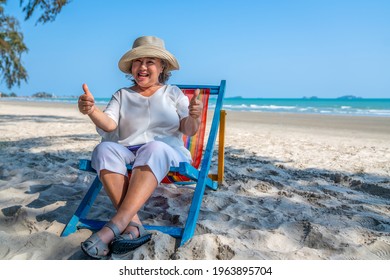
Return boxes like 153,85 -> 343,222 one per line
0,0 -> 71,89
0,91 -> 17,97
0,2 -> 28,88
20,0 -> 71,24
32,91 -> 53,98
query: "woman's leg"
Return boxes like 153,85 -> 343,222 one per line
110,141 -> 191,238
95,167 -> 157,243
100,170 -> 128,208
88,141 -> 190,245
107,165 -> 158,237
89,142 -> 137,244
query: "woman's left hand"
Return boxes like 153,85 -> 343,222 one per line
188,89 -> 203,119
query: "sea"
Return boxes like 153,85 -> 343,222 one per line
3,96 -> 390,117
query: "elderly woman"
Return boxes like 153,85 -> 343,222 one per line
78,36 -> 202,259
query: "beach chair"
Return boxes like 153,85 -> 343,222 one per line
61,80 -> 226,246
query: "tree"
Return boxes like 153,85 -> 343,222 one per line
32,91 -> 53,98
0,0 -> 71,89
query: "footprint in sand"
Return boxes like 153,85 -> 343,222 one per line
366,240 -> 390,259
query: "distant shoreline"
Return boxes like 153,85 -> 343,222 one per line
1,98 -> 390,118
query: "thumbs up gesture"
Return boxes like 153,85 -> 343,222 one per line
78,83 -> 96,115
188,89 -> 203,120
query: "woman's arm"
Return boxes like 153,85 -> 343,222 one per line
180,116 -> 200,136
78,84 -> 117,132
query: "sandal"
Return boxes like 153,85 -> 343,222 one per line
80,221 -> 121,259
111,221 -> 152,254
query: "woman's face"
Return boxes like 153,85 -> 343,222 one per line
131,57 -> 164,88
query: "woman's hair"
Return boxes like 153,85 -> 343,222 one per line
159,60 -> 172,84
127,58 -> 172,85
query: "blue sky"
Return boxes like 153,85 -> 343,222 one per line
2,0 -> 390,98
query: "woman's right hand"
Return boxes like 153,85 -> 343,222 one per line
78,83 -> 96,115
78,83 -> 117,132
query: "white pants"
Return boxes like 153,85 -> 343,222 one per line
91,141 -> 190,183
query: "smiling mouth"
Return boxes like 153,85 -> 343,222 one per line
138,72 -> 149,78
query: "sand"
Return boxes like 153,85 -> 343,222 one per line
0,99 -> 389,260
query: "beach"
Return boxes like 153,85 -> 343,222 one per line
0,100 -> 389,260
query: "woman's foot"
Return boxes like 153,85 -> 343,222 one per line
81,221 -> 121,259
111,222 -> 152,254
122,223 -> 141,239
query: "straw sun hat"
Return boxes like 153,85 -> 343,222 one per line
118,36 -> 180,74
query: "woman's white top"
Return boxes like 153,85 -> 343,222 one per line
97,85 -> 191,160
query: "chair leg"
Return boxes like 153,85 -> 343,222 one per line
179,173 -> 209,246
61,176 -> 103,236
218,110 -> 227,185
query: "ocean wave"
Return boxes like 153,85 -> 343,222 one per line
223,104 -> 296,110
215,104 -> 390,116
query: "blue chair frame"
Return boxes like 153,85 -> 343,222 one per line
61,80 -> 226,247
